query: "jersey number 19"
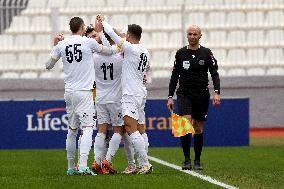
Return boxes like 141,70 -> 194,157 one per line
138,53 -> 147,72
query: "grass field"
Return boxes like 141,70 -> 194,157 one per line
0,137 -> 283,189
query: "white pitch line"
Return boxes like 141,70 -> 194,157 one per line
148,156 -> 238,189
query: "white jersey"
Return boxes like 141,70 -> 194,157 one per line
122,42 -> 150,97
50,35 -> 115,92
102,21 -> 150,97
94,52 -> 123,104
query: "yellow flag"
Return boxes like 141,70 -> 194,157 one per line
171,113 -> 195,137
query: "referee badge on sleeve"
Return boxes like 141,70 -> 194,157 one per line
183,61 -> 190,70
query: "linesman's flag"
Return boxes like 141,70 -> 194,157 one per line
171,113 -> 195,137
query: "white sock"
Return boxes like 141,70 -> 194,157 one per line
78,127 -> 93,167
106,133 -> 122,163
94,133 -> 106,164
66,129 -> 78,169
141,133 -> 149,153
130,131 -> 149,166
123,133 -> 135,166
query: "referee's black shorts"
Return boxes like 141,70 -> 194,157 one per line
177,88 -> 210,121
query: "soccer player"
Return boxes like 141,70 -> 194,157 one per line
46,17 -> 117,175
97,15 -> 153,174
91,31 -> 124,174
167,25 -> 221,170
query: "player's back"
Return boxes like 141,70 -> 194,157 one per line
55,35 -> 95,91
94,52 -> 123,104
122,43 -> 150,97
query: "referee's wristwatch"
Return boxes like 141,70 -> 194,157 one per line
167,96 -> 173,99
214,90 -> 220,95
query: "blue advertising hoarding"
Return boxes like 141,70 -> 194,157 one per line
0,98 -> 249,149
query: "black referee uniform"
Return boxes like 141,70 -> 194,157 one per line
168,45 -> 220,169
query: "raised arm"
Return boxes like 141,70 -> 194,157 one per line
101,21 -> 125,49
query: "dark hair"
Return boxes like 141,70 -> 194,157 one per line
128,24 -> 142,40
85,25 -> 94,37
69,17 -> 84,33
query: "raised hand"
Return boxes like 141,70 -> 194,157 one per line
53,33 -> 64,46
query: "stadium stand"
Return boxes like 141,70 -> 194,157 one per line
0,0 -> 284,78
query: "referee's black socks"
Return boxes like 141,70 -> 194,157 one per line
180,133 -> 191,161
194,133 -> 203,161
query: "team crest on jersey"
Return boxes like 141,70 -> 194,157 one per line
183,61 -> 190,70
199,60 -> 205,65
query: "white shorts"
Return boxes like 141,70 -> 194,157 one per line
121,94 -> 146,124
96,102 -> 124,126
64,90 -> 96,130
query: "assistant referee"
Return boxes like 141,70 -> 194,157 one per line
167,25 -> 221,170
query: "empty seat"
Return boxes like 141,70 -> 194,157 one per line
109,14 -> 129,29
265,48 -> 283,64
47,0 -> 67,8
208,12 -> 226,26
186,0 -> 205,6
31,16 -> 51,31
28,0 -> 48,8
1,53 -> 17,70
20,72 -> 38,78
1,72 -> 20,79
85,0 -> 106,7
186,13 -> 206,26
247,48 -> 265,64
266,68 -> 284,75
266,11 -> 284,26
151,51 -> 169,68
227,49 -> 246,65
168,13 -> 182,27
8,16 -> 31,32
247,30 -> 264,45
247,68 -> 265,76
14,35 -> 34,49
34,34 -> 51,48
169,32 -> 183,46
151,32 -> 168,48
227,31 -> 245,45
224,0 -> 243,5
227,68 -> 246,76
148,13 -> 168,28
217,68 -> 226,77
146,0 -> 165,6
152,70 -> 171,78
140,32 -> 151,45
166,0 -> 185,6
266,30 -> 284,45
208,31 -> 227,46
227,11 -> 245,26
212,49 -> 227,65
59,16 -> 72,31
126,0 -> 145,7
129,14 -> 147,27
0,35 -> 14,50
204,0 -> 225,6
18,53 -> 37,69
107,0 -> 126,7
40,71 -> 53,78
247,11 -> 264,26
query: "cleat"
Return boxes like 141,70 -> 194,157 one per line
67,168 -> 78,176
182,160 -> 192,170
122,164 -> 137,174
193,160 -> 203,170
101,159 -> 117,174
137,164 -> 153,174
78,166 -> 97,176
92,161 -> 103,174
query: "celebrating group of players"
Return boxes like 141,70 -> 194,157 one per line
46,14 -> 152,175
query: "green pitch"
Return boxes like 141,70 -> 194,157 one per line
0,139 -> 283,189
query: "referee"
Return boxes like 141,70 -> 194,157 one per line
167,25 -> 221,170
